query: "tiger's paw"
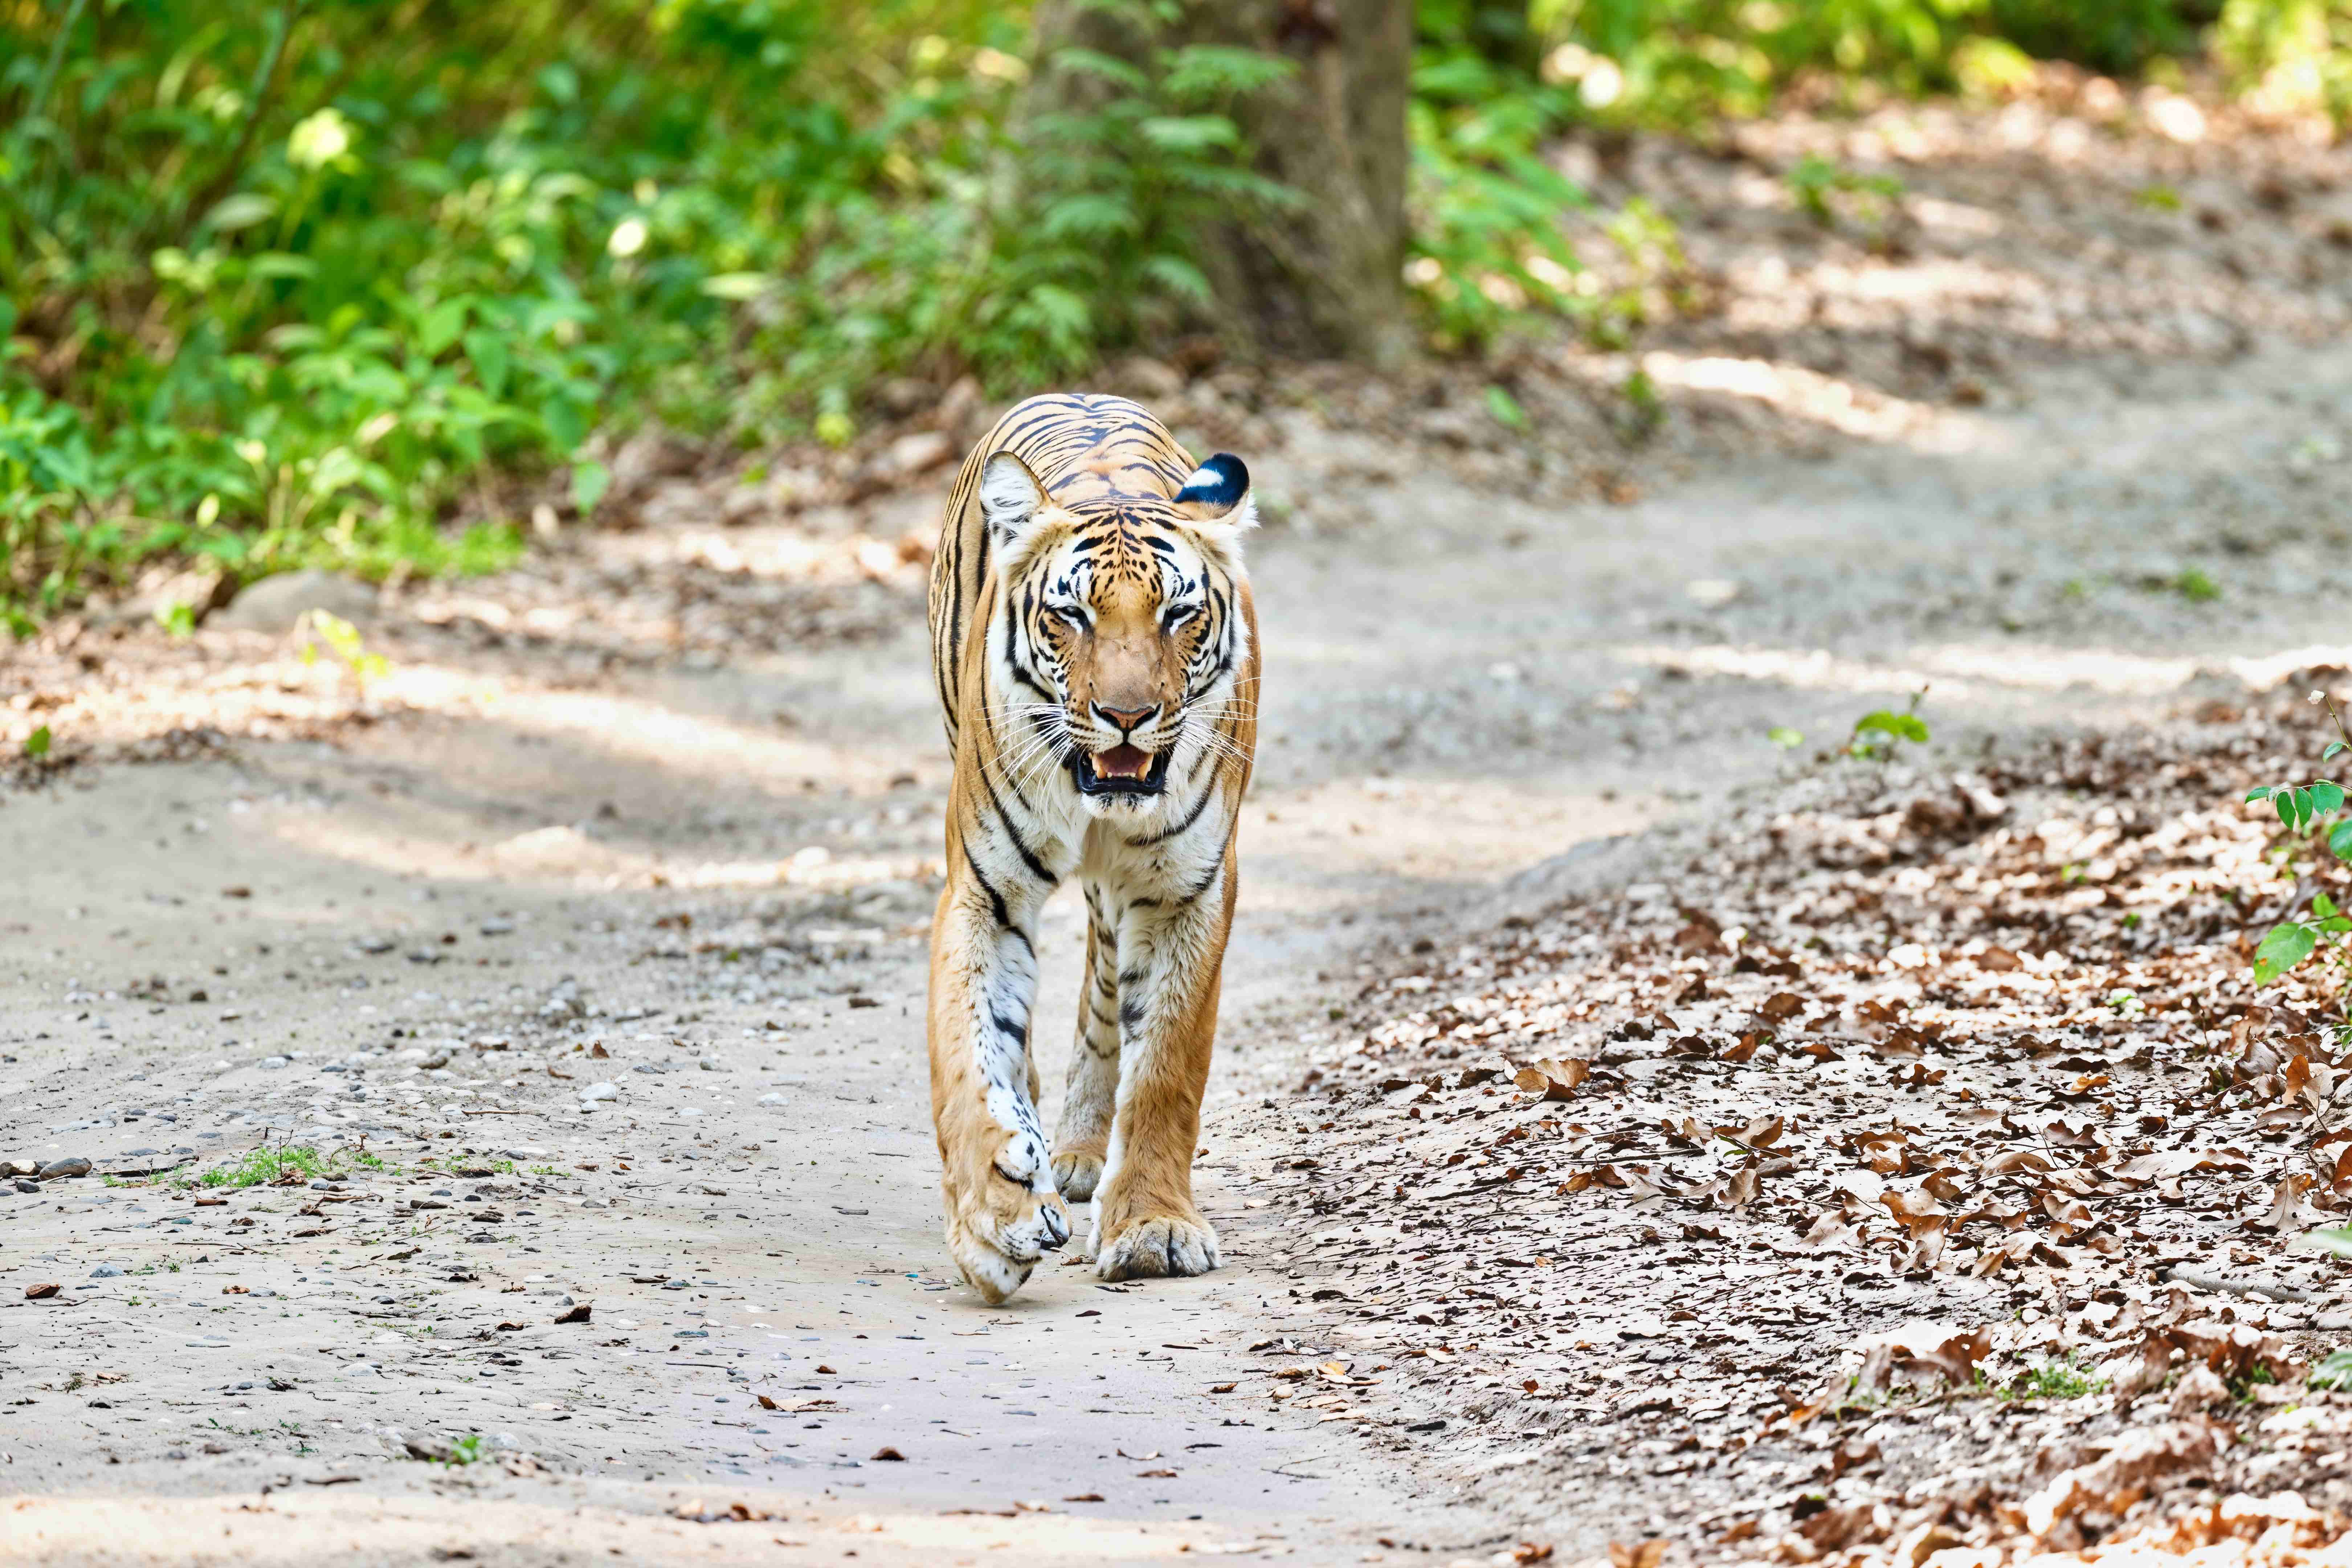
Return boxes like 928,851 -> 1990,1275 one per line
1050,1146 -> 1105,1204
945,1212 -> 1041,1305
1095,1211 -> 1220,1282
942,1138 -> 1071,1305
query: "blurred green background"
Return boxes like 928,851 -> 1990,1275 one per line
0,0 -> 2339,625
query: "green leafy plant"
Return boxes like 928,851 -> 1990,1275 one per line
1405,42 -> 1593,352
0,2 -> 1297,624
1787,153 -> 1905,233
1524,0 -> 2193,126
180,1142 -> 352,1190
2214,0 -> 2352,126
2243,696 -> 2352,991
298,610 -> 390,695
1846,689 -> 1931,762
1484,384 -> 1530,430
2311,1347 -> 2352,1388
2014,1355 -> 2107,1400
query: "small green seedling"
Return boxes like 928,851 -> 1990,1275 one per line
299,610 -> 390,694
2310,1348 -> 2352,1389
1787,154 -> 1903,229
1845,689 -> 1930,763
2244,695 -> 2352,991
2014,1356 -> 2106,1400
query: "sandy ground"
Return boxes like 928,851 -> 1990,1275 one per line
18,99 -> 2352,1567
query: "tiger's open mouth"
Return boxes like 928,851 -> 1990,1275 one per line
1072,743 -> 1169,797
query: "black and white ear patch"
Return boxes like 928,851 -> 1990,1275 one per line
1174,453 -> 1248,510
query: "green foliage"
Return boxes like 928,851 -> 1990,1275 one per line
297,609 -> 388,693
1980,1353 -> 2108,1400
1846,690 -> 1931,761
0,0 -> 1285,621
1405,45 -> 1593,350
16,0 -> 2350,622
2016,1355 -> 2108,1399
1484,384 -> 1531,429
1013,12 -> 1303,375
2310,1347 -> 2352,1386
180,1141 -> 352,1189
2213,0 -> 2352,124
1526,0 -> 2197,124
2242,698 -> 2352,992
2175,567 -> 2221,602
1787,154 -> 1904,228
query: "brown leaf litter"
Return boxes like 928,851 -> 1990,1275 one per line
1251,682 -> 2352,1565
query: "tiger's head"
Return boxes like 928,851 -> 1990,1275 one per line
979,449 -> 1254,817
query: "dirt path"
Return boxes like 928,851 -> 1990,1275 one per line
17,294 -> 2352,1562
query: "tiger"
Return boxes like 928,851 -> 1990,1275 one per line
922,392 -> 1260,1304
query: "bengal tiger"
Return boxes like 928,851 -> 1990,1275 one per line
923,392 -> 1260,1304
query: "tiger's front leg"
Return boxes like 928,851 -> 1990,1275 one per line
1091,844 -> 1238,1282
927,876 -> 1071,1304
1050,885 -> 1122,1204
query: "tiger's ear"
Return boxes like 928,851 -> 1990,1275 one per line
1174,453 -> 1255,568
1173,453 -> 1254,528
979,451 -> 1054,564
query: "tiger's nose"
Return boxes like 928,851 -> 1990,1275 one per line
1041,1202 -> 1071,1249
1094,703 -> 1158,733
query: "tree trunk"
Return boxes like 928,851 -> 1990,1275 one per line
1029,0 -> 1415,368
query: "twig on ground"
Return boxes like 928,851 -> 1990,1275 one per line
2157,1266 -> 2313,1302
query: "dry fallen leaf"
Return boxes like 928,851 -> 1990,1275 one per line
1854,1323 -> 1990,1391
2022,1422 -> 2221,1540
1514,1058 -> 1591,1100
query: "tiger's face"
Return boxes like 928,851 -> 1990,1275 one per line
980,451 -> 1254,816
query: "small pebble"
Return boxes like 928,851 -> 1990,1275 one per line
38,1157 -> 91,1180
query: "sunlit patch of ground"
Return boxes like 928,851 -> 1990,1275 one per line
1,1489 -> 1229,1566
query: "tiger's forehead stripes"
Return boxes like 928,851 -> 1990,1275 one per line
1050,497 -> 1197,595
